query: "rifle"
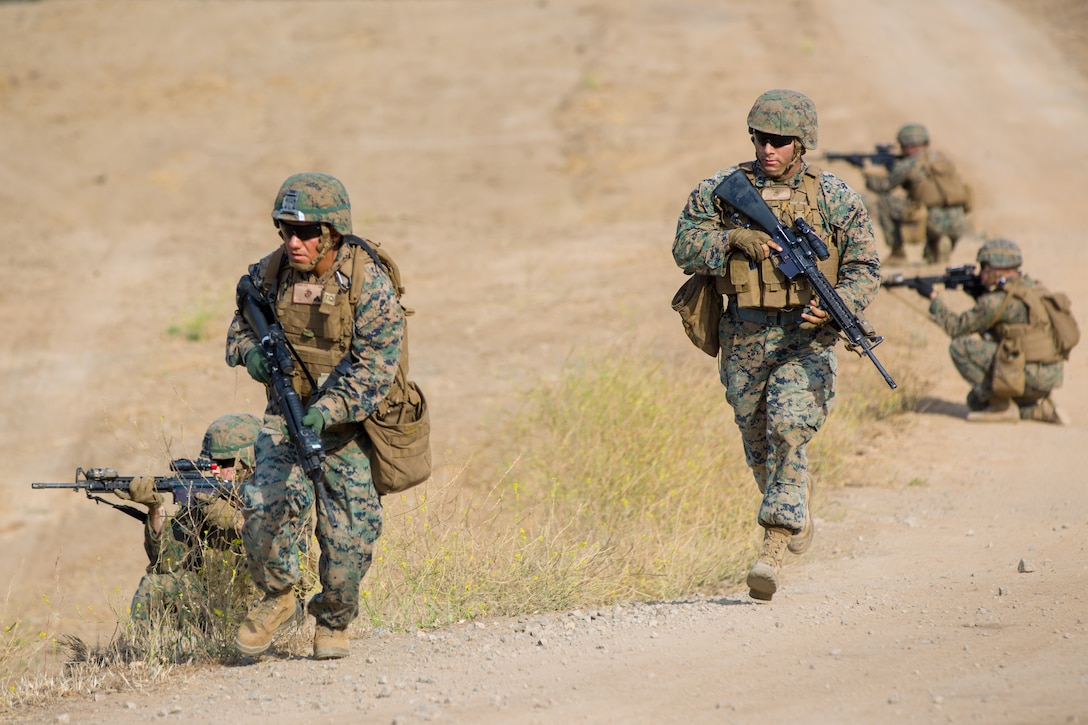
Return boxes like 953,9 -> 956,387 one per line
713,172 -> 897,390
32,460 -> 229,523
822,144 -> 899,171
881,264 -> 987,299
236,274 -> 337,527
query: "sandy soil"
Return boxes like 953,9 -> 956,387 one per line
2,0 -> 1088,722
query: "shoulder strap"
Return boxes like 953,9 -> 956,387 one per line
983,279 -> 1028,330
344,234 -> 407,304
343,235 -> 413,387
261,247 -> 287,300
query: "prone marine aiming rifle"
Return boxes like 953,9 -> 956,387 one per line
236,274 -> 337,527
32,458 -> 229,523
713,172 -> 897,390
881,264 -> 987,299
822,144 -> 899,171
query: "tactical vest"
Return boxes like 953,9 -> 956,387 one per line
908,149 -> 971,209
714,163 -> 839,310
988,278 -> 1062,364
262,239 -> 379,407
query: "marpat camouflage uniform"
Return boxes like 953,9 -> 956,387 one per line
673,162 -> 880,531
226,243 -> 403,630
930,275 -> 1064,413
866,149 -> 971,262
130,502 -> 246,627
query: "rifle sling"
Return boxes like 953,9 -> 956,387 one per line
86,494 -> 148,524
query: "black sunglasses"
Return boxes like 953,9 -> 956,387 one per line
278,222 -> 324,241
752,130 -> 795,149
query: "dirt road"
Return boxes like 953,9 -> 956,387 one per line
3,0 -> 1087,722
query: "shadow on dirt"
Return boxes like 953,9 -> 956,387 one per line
913,396 -> 968,419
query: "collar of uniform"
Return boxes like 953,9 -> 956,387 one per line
752,160 -> 807,189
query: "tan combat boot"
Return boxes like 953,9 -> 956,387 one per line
747,527 -> 791,602
966,398 -> 1019,423
235,589 -> 301,656
313,625 -> 350,660
788,475 -> 815,555
1027,397 -> 1067,425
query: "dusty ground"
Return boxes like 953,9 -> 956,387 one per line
2,0 -> 1088,722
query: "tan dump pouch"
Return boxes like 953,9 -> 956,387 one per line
901,203 -> 928,247
990,335 -> 1027,399
671,274 -> 722,357
363,370 -> 432,496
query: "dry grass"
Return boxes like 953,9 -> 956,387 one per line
0,343 -> 926,713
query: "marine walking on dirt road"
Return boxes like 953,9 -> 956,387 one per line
863,123 -> 974,265
908,237 -> 1072,424
226,172 -> 405,660
672,89 -> 881,602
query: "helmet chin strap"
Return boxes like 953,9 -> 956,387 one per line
286,227 -> 337,272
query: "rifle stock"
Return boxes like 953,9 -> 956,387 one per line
237,274 -> 337,527
713,172 -> 897,390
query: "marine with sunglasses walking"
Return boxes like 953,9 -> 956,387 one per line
225,172 -> 405,659
672,89 -> 880,601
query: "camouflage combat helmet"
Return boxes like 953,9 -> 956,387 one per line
272,172 -> 352,236
977,238 -> 1022,269
747,89 -> 818,150
896,123 -> 929,147
200,413 -> 262,469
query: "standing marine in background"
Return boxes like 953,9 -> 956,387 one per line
864,123 -> 973,265
226,172 -> 404,660
911,238 -> 1068,424
673,89 -> 881,601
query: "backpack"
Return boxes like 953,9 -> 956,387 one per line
915,150 -> 972,210
348,236 -> 433,495
1040,290 -> 1080,360
989,280 -> 1080,364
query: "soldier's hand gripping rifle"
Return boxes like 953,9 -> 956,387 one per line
32,459 -> 229,523
881,265 -> 987,300
236,275 -> 338,527
713,172 -> 897,390
822,144 -> 899,172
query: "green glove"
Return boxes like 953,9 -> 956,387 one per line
728,228 -> 771,262
302,408 -> 326,435
115,475 -> 164,509
245,348 -> 272,385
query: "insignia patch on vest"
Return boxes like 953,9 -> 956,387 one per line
293,283 -> 323,305
761,187 -> 792,201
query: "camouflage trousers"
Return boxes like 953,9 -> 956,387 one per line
719,315 -> 838,533
242,417 -> 383,630
949,335 -> 1064,405
131,570 -> 201,624
872,192 -> 927,251
873,193 -> 970,261
131,551 -> 249,630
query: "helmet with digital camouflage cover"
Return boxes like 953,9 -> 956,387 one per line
896,123 -> 930,147
200,413 -> 262,469
271,172 -> 352,236
747,89 -> 818,150
976,238 -> 1022,269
